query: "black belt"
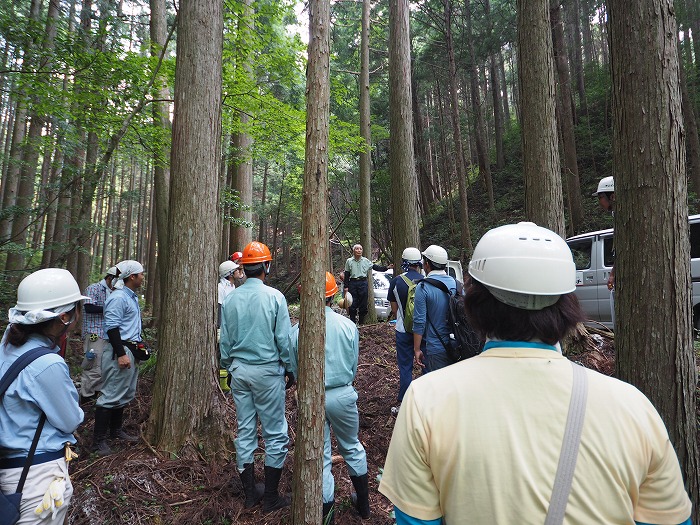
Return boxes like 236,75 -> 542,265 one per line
349,278 -> 366,281
0,449 -> 64,469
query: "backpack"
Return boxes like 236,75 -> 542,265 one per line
399,274 -> 422,332
0,347 -> 54,525
422,278 -> 483,363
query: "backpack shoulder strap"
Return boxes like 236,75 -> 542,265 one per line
423,277 -> 451,295
0,347 -> 55,399
400,273 -> 413,286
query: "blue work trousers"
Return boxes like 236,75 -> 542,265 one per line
323,385 -> 367,503
229,360 -> 289,471
395,331 -> 414,402
96,344 -> 138,409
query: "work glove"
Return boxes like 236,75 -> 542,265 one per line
285,371 -> 296,390
34,477 -> 66,519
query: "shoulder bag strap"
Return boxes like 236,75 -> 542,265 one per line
544,362 -> 588,525
0,346 -> 54,493
16,413 -> 47,493
0,347 -> 55,398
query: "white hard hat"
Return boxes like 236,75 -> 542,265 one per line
422,245 -> 448,266
468,222 -> 576,310
219,260 -> 239,279
337,291 -> 353,309
593,176 -> 614,195
401,247 -> 422,263
106,266 -> 118,277
14,268 -> 90,311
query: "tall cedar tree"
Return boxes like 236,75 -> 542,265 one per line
147,0 -> 232,456
389,0 -> 421,269
517,0 -> 565,235
292,0 -> 331,520
608,0 -> 699,516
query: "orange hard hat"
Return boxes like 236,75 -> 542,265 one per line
240,241 -> 272,264
325,272 -> 339,298
230,251 -> 243,262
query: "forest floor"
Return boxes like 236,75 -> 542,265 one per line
65,321 -> 618,525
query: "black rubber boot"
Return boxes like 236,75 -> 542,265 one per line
92,407 -> 113,456
239,463 -> 264,508
322,500 -> 335,524
262,466 -> 291,513
350,474 -> 371,519
109,406 -> 139,442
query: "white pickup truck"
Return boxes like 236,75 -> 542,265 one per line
566,215 -> 700,330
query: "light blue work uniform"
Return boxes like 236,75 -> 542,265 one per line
97,287 -> 142,409
289,306 -> 367,504
0,332 -> 83,525
220,277 -> 293,471
412,271 -> 456,373
0,333 -> 83,457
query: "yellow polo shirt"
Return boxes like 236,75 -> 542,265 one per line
379,344 -> 692,524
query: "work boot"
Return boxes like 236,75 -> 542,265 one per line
91,407 -> 113,456
262,466 -> 291,513
350,474 -> 371,519
109,406 -> 139,442
239,463 -> 264,508
322,500 -> 335,524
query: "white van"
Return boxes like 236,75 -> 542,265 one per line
566,214 -> 700,329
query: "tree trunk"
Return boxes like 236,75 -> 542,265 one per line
147,0 -> 231,457
149,0 -> 172,317
567,0 -> 587,113
551,1 -> 584,233
498,51 -> 511,128
412,69 -> 432,215
517,0 -> 565,235
444,0 -> 473,256
466,0 -> 494,211
359,0 -> 372,262
679,46 -> 700,196
608,0 -> 699,516
231,0 -> 255,250
389,0 -> 422,270
580,0 -> 596,67
292,0 -> 330,520
258,162 -> 269,242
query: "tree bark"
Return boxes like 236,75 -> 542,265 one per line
466,0 -> 494,211
608,0 -> 699,516
444,0 -> 473,256
551,1 -> 584,233
291,0 -> 330,520
147,0 -> 231,457
517,0 -> 565,235
679,45 -> 700,196
231,0 -> 255,250
389,0 -> 422,267
149,0 -> 172,319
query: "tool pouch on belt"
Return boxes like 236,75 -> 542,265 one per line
123,341 -> 151,361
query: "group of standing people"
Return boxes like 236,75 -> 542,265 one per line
1,211 -> 693,525
378,222 -> 692,525
0,259 -> 147,524
218,241 -> 370,523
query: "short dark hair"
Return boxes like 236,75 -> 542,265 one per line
243,264 -> 265,278
462,279 -> 584,345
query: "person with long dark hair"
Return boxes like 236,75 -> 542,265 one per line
379,222 -> 691,525
0,268 -> 87,524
